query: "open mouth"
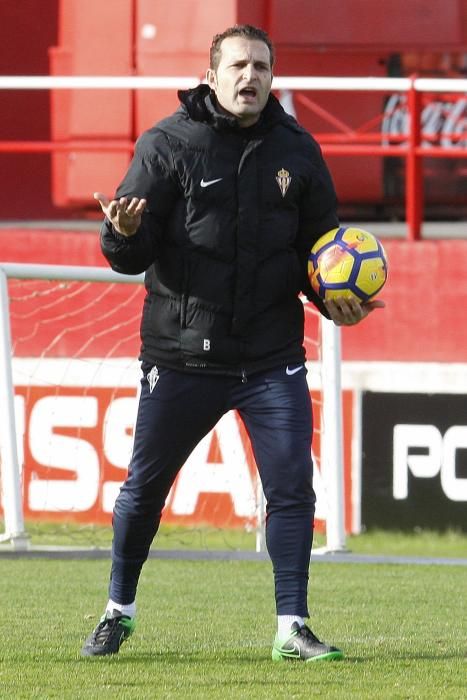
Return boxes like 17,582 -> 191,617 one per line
238,87 -> 257,99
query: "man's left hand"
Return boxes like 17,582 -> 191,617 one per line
324,297 -> 385,326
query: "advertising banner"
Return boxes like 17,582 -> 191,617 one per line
362,392 -> 467,531
3,371 -> 354,533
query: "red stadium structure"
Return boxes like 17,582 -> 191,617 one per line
0,0 -> 466,226
0,0 -> 465,354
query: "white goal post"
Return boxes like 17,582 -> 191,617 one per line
0,262 -> 345,553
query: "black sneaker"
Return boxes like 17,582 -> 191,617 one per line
81,609 -> 136,657
272,622 -> 344,662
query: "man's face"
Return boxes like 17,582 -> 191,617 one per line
207,36 -> 273,128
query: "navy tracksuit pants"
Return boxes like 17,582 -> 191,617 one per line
110,363 -> 316,617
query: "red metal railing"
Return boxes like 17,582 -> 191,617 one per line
0,75 -> 466,240
285,77 -> 467,240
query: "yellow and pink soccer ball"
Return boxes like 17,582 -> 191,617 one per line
308,226 -> 388,302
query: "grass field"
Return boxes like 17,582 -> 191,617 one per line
0,528 -> 466,699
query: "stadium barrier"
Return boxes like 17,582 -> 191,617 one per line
0,75 -> 466,238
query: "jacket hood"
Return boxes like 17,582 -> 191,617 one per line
177,83 -> 302,135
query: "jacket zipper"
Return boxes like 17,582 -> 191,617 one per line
180,293 -> 187,329
241,369 -> 248,383
180,254 -> 190,329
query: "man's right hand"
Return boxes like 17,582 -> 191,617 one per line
94,192 -> 147,237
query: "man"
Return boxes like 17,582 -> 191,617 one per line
82,24 -> 384,662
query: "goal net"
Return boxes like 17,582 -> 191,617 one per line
0,263 -> 345,553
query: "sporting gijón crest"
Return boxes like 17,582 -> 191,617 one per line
276,168 -> 291,197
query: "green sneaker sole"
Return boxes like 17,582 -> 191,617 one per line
272,647 -> 344,662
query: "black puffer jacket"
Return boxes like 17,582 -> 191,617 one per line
101,85 -> 339,377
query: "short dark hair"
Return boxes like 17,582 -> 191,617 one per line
210,24 -> 275,71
